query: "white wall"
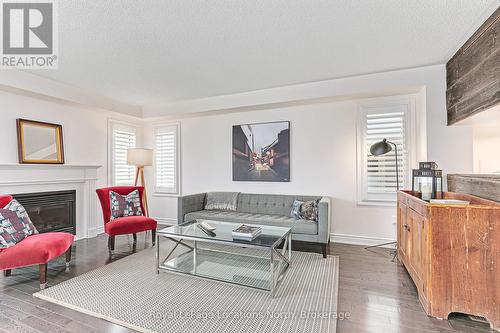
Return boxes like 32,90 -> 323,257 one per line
146,98 -> 420,243
0,90 -> 142,232
144,64 -> 476,245
0,90 -> 141,177
473,126 -> 500,174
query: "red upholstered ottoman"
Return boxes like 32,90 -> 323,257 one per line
0,195 -> 74,289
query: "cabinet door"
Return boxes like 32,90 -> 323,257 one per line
411,210 -> 422,275
397,202 -> 408,260
405,208 -> 414,266
408,208 -> 428,292
413,213 -> 428,289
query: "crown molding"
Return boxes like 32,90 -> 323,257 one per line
0,70 -> 142,118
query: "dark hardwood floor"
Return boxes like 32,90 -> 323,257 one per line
0,230 -> 495,333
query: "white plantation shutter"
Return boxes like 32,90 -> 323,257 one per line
154,124 -> 179,194
112,127 -> 136,185
357,100 -> 413,204
366,111 -> 406,193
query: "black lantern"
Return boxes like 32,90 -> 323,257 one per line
412,162 -> 443,201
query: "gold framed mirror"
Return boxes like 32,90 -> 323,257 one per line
17,119 -> 65,164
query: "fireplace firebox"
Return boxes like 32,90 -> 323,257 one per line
13,190 -> 76,235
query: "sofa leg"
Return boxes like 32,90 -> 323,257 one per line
39,264 -> 47,290
3,269 -> 11,277
321,244 -> 327,258
152,229 -> 156,246
108,236 -> 115,253
133,233 -> 137,244
65,246 -> 72,269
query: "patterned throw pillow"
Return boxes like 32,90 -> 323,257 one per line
0,199 -> 38,249
290,199 -> 304,219
3,199 -> 38,235
109,190 -> 143,220
300,199 -> 320,222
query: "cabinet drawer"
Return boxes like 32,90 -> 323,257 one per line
398,195 -> 409,206
409,200 -> 428,217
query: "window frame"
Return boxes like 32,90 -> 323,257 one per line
107,119 -> 139,186
153,122 -> 181,196
356,95 -> 416,206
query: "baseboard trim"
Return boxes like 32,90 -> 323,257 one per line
153,217 -> 176,225
330,233 -> 396,248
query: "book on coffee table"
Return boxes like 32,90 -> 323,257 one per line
232,224 -> 262,240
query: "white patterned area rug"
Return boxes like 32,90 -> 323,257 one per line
34,243 -> 339,333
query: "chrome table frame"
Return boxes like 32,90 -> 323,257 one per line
156,226 -> 292,295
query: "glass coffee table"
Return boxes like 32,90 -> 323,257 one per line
156,220 -> 292,295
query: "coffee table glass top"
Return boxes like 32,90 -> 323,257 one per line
158,219 -> 291,248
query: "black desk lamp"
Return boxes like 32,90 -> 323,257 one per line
365,138 -> 399,260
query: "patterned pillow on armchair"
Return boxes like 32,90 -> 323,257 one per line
0,199 -> 38,249
109,190 -> 143,220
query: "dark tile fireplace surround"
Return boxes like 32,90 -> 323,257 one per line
13,190 -> 76,235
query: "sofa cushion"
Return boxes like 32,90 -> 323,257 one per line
205,192 -> 239,211
184,210 -> 317,235
0,232 -> 74,270
236,193 -> 322,216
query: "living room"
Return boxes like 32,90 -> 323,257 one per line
0,1 -> 499,333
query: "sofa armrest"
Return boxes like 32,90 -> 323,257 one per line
317,196 -> 331,244
177,193 -> 206,224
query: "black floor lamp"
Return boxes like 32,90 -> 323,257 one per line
364,138 -> 399,260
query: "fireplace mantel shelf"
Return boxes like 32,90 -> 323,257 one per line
0,164 -> 102,169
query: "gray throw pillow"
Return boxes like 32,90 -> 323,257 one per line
290,199 -> 303,219
205,192 -> 239,211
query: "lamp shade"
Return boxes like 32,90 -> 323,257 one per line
127,148 -> 153,166
370,139 -> 392,156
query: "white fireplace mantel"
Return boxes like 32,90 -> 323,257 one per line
0,164 -> 102,240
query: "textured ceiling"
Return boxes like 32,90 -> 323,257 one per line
31,0 -> 498,108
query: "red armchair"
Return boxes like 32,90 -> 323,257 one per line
96,186 -> 157,253
0,195 -> 74,289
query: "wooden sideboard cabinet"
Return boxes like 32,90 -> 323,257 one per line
397,191 -> 500,331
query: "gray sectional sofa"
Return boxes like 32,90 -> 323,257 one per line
177,192 -> 331,257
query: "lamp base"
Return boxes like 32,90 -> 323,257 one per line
134,166 -> 149,216
364,241 -> 397,262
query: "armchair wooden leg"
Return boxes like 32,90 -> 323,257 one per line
108,236 -> 115,253
39,264 -> 47,290
65,246 -> 72,269
152,229 -> 156,246
3,269 -> 11,277
321,244 -> 327,258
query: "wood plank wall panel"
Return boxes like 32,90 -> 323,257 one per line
446,7 -> 500,125
447,174 -> 500,202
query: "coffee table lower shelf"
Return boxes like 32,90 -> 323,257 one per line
156,235 -> 291,295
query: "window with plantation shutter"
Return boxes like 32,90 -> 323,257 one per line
357,98 -> 414,205
154,123 -> 180,194
110,122 -> 137,185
